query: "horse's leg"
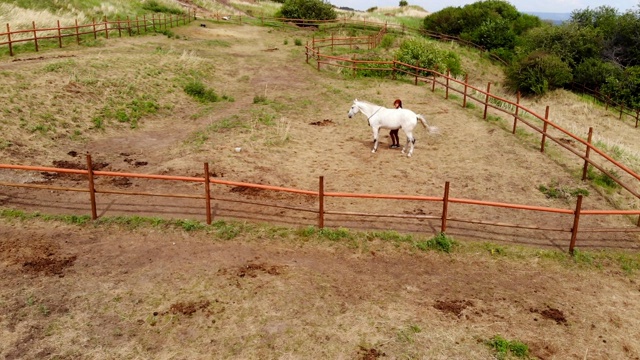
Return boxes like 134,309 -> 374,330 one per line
402,131 -> 415,157
371,127 -> 380,153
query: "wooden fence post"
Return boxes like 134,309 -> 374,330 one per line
92,18 -> 97,39
7,24 -> 13,56
462,74 -> 468,108
204,163 -> 211,225
431,68 -> 436,92
143,15 -> 147,32
582,127 -> 593,181
512,91 -> 520,134
117,15 -> 122,37
441,181 -> 450,233
57,20 -> 62,48
619,103 -> 624,120
318,176 -> 325,228
86,154 -> 97,220
445,70 -> 450,99
392,58 -> 397,80
152,14 -> 156,32
483,82 -> 491,120
540,106 -> 550,153
635,110 -> 639,128
331,33 -> 334,52
75,19 -> 80,44
32,21 -> 39,52
414,61 -> 419,85
104,16 -> 109,39
352,54 -> 357,77
569,195 -> 583,255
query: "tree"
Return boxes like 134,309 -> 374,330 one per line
277,0 -> 337,21
399,0 -> 408,6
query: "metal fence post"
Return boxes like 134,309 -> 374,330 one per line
318,176 -> 324,228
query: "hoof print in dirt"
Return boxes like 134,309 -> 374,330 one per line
67,151 -> 78,157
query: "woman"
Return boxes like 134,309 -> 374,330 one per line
389,99 -> 403,149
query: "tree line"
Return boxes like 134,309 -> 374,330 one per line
425,0 -> 640,110
273,0 -> 640,111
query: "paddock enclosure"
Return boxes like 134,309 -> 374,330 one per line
1,20 -> 638,250
2,17 -> 640,359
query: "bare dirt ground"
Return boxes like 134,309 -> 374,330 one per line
1,21 -> 640,359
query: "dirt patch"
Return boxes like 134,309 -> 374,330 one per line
229,261 -> 288,278
230,185 -> 265,196
111,177 -> 132,188
310,119 -> 334,126
167,300 -> 211,316
434,299 -> 474,318
358,346 -> 386,359
531,306 -> 568,325
22,255 -> 77,276
0,232 -> 77,276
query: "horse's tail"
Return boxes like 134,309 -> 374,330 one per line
417,114 -> 440,135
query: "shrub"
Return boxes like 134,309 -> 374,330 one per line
573,58 -> 622,91
395,38 -> 463,77
366,7 -> 378,12
277,0 -> 337,21
505,51 -> 573,96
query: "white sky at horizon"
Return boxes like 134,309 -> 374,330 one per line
330,0 -> 639,14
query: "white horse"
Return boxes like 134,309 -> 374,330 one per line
347,99 -> 439,157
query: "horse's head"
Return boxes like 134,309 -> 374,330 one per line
348,99 -> 360,118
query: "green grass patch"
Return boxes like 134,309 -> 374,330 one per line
485,335 -> 530,359
538,181 -> 589,200
585,165 -> 620,192
184,80 -> 219,102
415,232 -> 456,253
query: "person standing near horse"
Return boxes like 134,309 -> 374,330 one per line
389,99 -> 403,148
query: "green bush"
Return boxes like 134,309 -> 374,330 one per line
573,58 -> 622,90
505,51 -> 573,96
277,0 -> 337,21
601,65 -> 640,110
395,38 -> 463,77
366,6 -> 378,12
379,34 -> 396,50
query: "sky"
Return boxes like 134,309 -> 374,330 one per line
330,0 -> 639,14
